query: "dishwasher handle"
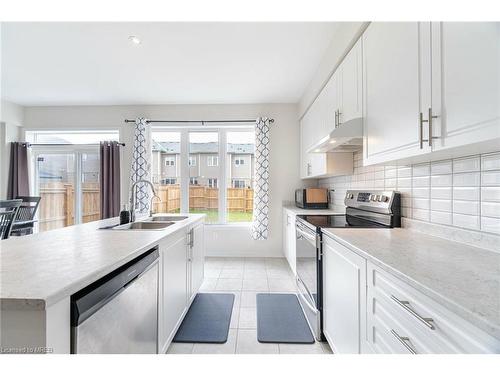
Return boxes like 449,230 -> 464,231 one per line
71,247 -> 159,327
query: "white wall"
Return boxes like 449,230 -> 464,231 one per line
0,99 -> 24,198
23,103 -> 306,257
298,22 -> 369,119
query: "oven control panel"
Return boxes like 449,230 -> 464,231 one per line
344,190 -> 397,213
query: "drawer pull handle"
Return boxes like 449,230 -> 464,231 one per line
390,329 -> 418,354
391,295 -> 435,330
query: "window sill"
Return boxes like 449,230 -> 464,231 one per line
204,222 -> 253,229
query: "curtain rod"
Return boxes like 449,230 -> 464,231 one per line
27,142 -> 126,147
124,119 -> 274,125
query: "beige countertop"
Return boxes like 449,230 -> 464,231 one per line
322,227 -> 500,340
0,214 -> 205,310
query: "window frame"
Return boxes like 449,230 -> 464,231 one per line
207,155 -> 219,167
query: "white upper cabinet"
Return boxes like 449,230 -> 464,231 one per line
363,22 -> 432,165
431,22 -> 500,151
339,38 -> 363,125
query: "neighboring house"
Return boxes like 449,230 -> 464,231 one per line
152,141 -> 254,188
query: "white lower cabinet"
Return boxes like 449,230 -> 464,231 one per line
322,233 -> 500,354
322,235 -> 366,354
282,209 -> 297,275
158,222 -> 205,353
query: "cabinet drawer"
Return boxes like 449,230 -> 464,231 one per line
367,263 -> 500,354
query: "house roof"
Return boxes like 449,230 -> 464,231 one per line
152,141 -> 254,154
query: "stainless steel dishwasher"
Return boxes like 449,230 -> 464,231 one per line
71,247 -> 159,354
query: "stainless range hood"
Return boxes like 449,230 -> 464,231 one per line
308,118 -> 363,153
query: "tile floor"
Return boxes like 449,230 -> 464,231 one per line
167,257 -> 333,354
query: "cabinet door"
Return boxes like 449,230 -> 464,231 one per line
323,236 -> 367,354
431,22 -> 500,151
286,213 -> 297,275
363,22 -> 432,165
321,70 -> 340,137
340,38 -> 362,124
158,231 -> 188,353
190,223 -> 205,300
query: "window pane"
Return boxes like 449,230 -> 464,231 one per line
36,153 -> 75,232
152,132 -> 181,213
226,131 -> 255,223
189,132 -> 219,223
81,152 -> 100,224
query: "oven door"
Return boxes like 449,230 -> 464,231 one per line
295,219 -> 321,340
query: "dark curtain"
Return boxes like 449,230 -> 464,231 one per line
7,142 -> 30,199
100,141 -> 121,219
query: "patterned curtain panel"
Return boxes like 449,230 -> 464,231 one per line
130,117 -> 152,213
252,117 -> 271,240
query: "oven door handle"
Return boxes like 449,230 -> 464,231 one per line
296,223 -> 316,244
296,277 -> 317,311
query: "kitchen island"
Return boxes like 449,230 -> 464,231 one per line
0,214 -> 205,354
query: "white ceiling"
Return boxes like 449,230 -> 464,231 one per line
1,22 -> 338,106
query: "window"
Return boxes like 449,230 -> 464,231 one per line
161,178 -> 177,185
207,155 -> 219,167
151,127 -> 255,225
208,178 -> 218,188
226,131 -> 255,223
164,157 -> 175,166
233,180 -> 246,188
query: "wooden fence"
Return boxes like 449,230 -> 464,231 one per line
38,182 -> 100,232
151,185 -> 254,214
38,183 -> 253,231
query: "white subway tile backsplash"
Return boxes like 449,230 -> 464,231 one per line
481,202 -> 500,218
431,199 -> 452,212
453,200 -> 480,215
319,151 -> 500,234
412,188 -> 430,198
385,168 -> 397,179
453,213 -> 480,230
413,198 -> 430,210
482,171 -> 500,186
481,187 -> 500,202
481,217 -> 500,234
431,174 -> 452,187
412,163 -> 430,177
413,209 -> 430,222
453,156 -> 480,173
431,187 -> 452,200
430,211 -> 452,225
453,172 -> 480,187
453,186 -> 480,201
481,153 -> 500,171
397,166 -> 412,178
412,176 -> 430,187
431,160 -> 452,175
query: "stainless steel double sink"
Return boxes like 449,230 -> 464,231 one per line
112,215 -> 188,231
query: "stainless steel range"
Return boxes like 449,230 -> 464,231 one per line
295,190 -> 401,341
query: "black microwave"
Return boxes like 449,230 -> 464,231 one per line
295,188 -> 329,209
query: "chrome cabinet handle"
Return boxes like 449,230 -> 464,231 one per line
334,109 -> 338,128
337,110 -> 342,127
390,329 -> 418,354
307,162 -> 312,176
391,295 -> 435,330
419,108 -> 439,149
428,107 -> 439,147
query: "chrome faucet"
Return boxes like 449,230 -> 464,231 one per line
129,179 -> 160,221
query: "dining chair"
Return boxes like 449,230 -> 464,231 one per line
0,199 -> 22,240
10,196 -> 42,236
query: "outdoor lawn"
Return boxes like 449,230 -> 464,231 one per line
189,209 -> 253,223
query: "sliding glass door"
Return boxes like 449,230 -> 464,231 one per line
33,148 -> 101,232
